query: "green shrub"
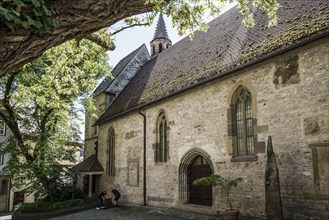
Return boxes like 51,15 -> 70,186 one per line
52,199 -> 85,209
56,184 -> 84,201
13,199 -> 91,214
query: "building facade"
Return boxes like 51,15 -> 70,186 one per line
0,119 -> 11,213
80,1 -> 329,219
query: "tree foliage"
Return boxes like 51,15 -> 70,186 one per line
0,38 -> 110,196
0,0 -> 280,75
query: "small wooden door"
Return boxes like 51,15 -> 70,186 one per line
13,191 -> 24,207
189,156 -> 212,206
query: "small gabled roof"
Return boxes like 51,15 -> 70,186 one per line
71,154 -> 104,173
93,44 -> 147,96
152,13 -> 170,41
96,0 -> 329,125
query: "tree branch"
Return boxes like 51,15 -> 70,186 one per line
0,0 -> 154,76
40,109 -> 54,133
1,72 -> 22,143
83,33 -> 116,50
111,22 -> 150,36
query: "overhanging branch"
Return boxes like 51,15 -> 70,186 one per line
83,33 -> 116,51
111,22 -> 150,36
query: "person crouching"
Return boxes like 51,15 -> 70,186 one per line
110,188 -> 121,206
96,191 -> 106,209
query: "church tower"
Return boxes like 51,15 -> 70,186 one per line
150,14 -> 172,57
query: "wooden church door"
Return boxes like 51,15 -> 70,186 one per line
189,155 -> 212,206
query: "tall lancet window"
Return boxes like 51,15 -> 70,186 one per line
108,128 -> 115,177
234,87 -> 254,156
156,111 -> 168,162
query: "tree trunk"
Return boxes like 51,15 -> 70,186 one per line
0,0 -> 153,76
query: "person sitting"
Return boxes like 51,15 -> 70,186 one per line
110,188 -> 121,206
96,190 -> 106,209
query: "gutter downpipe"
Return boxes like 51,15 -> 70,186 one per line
138,108 -> 147,206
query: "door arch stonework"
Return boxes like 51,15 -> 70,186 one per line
178,148 -> 214,205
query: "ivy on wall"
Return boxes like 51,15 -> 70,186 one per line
0,0 -> 59,31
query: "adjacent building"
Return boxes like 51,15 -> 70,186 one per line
0,120 -> 83,212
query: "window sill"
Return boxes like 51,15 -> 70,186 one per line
230,155 -> 258,162
155,161 -> 168,165
107,176 -> 115,182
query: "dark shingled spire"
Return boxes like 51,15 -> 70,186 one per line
152,13 -> 169,40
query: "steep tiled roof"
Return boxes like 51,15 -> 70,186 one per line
97,0 -> 329,124
152,13 -> 170,41
93,44 -> 147,96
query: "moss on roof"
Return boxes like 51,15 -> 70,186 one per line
97,0 -> 329,124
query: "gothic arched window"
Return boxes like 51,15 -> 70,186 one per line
156,112 -> 168,162
233,87 -> 254,156
108,128 -> 115,177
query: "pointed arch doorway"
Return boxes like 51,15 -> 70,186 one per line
179,148 -> 213,206
189,155 -> 212,206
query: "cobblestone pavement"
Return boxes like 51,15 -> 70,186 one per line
48,205 -> 216,220
48,205 -> 260,220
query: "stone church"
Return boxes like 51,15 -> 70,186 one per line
73,0 -> 329,219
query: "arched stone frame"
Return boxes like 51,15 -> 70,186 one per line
226,81 -> 260,161
154,109 -> 169,163
178,147 -> 214,205
227,81 -> 257,115
107,127 -> 115,177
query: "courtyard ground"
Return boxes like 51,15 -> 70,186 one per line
47,205 -> 261,220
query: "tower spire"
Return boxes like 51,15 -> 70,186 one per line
153,13 -> 169,40
150,13 -> 172,57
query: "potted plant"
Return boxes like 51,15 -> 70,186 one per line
193,174 -> 242,220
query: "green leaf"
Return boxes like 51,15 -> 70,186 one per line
52,18 -> 60,28
42,5 -> 52,16
0,7 -> 14,21
21,21 -> 30,29
33,9 -> 43,16
31,0 -> 42,8
10,9 -> 20,17
5,21 -> 15,31
26,15 -> 43,29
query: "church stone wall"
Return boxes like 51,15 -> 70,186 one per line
95,36 -> 329,219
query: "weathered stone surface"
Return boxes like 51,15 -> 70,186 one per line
265,136 -> 283,220
304,114 -> 329,136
